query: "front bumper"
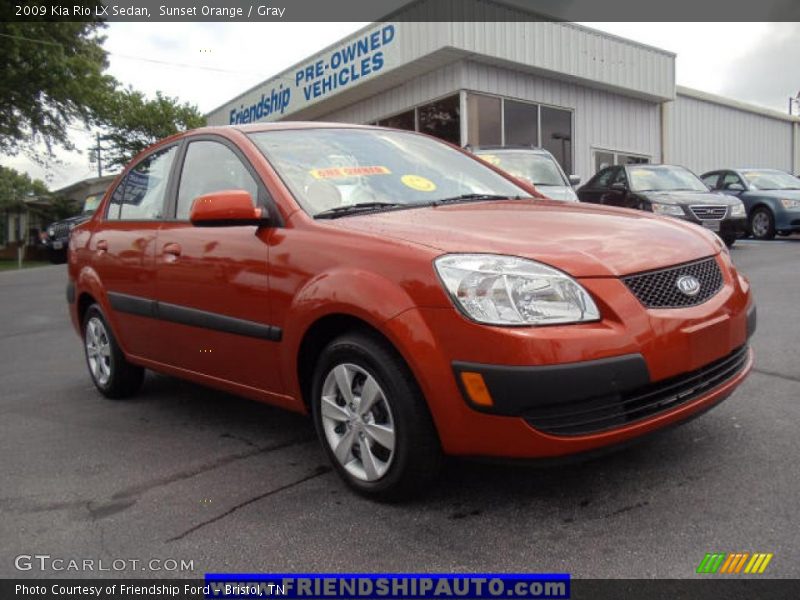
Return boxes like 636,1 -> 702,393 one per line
384,253 -> 754,459
683,216 -> 748,238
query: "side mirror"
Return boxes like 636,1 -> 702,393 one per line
609,182 -> 627,192
189,190 -> 269,227
568,174 -> 581,187
725,183 -> 745,192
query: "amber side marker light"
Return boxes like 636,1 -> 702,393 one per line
460,371 -> 494,407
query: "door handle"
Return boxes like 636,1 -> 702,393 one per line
96,240 -> 108,253
163,242 -> 182,258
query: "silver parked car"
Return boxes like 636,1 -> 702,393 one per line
469,145 -> 580,202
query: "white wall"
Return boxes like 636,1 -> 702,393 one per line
667,90 -> 797,174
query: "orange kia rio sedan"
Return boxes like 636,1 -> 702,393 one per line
67,123 -> 755,500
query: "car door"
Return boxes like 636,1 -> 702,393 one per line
91,144 -> 178,359
151,136 -> 283,395
578,167 -> 615,204
599,167 -> 630,207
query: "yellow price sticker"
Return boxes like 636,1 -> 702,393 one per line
401,174 -> 437,192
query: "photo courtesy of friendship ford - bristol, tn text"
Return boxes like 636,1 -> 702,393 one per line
2,0 -> 799,598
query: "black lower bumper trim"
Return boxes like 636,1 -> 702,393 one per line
454,345 -> 750,436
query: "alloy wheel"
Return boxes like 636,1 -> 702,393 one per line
751,211 -> 770,238
320,363 -> 396,482
85,316 -> 112,386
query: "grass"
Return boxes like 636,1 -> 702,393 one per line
0,259 -> 53,271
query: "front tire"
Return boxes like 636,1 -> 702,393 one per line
750,207 -> 775,240
83,305 -> 144,399
311,332 -> 443,501
721,234 -> 737,248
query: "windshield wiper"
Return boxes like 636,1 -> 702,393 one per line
430,193 -> 521,206
315,202 -> 404,219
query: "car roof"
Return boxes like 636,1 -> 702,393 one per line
469,145 -> 550,154
203,121 -> 380,135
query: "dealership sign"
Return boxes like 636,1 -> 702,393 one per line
226,24 -> 397,125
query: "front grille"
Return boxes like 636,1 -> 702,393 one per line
524,345 -> 749,436
689,205 -> 728,220
51,222 -> 71,239
623,257 -> 723,309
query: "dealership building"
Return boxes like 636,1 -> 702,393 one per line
207,0 -> 800,183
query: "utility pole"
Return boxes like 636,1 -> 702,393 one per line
88,133 -> 103,178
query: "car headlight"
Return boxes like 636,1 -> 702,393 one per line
650,202 -> 685,217
47,228 -> 55,237
730,201 -> 746,217
780,198 -> 800,209
434,254 -> 600,326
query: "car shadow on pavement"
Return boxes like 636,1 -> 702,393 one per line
133,370 -> 726,515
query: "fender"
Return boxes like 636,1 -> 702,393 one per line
279,267 -> 418,400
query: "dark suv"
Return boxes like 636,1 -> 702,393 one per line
577,164 -> 748,247
41,194 -> 102,263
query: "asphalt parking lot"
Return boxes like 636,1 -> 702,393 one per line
1,238 -> 799,579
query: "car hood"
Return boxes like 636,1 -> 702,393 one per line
638,190 -> 740,205
329,200 -> 721,278
535,185 -> 578,202
48,214 -> 91,228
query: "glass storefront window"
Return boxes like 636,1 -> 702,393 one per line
467,94 -> 501,146
540,106 -> 573,175
377,110 -> 415,131
503,99 -> 538,147
417,95 -> 460,145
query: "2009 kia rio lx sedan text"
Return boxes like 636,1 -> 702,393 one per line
67,123 -> 755,500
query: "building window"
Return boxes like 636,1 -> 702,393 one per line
377,109 -> 415,131
417,95 -> 460,145
503,99 -> 538,147
540,106 -> 573,176
467,94 -> 501,146
593,149 -> 650,174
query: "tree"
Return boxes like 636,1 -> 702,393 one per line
0,166 -> 49,212
0,8 -> 115,157
97,88 -> 206,169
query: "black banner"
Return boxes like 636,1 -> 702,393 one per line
3,579 -> 800,600
3,0 -> 800,23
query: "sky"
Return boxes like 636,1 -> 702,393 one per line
4,21 -> 799,190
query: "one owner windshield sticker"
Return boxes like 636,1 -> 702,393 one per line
310,166 -> 392,179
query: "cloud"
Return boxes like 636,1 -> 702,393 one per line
717,22 -> 800,112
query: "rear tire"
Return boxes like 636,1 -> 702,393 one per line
311,332 -> 443,501
83,305 -> 144,399
749,207 -> 775,240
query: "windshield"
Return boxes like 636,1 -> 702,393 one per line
474,151 -> 567,186
741,170 -> 800,191
628,166 -> 708,192
249,129 -> 528,216
82,194 -> 101,214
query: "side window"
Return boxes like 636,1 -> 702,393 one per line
594,167 -> 617,189
721,172 -> 745,190
612,167 -> 628,188
105,180 -> 125,220
176,141 -> 260,220
701,172 -> 720,189
118,146 -> 177,220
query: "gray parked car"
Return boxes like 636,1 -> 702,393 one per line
701,169 -> 800,240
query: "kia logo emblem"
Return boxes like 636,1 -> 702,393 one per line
676,275 -> 701,296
